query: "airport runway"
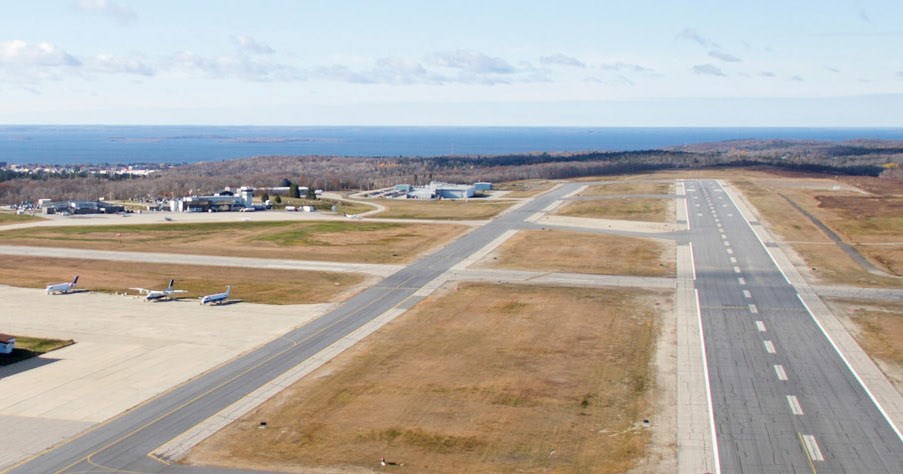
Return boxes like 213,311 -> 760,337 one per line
686,180 -> 903,473
4,184 -> 583,474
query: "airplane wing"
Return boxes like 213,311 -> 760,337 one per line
129,288 -> 151,294
169,290 -> 188,294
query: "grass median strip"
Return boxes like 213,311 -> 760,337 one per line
0,220 -> 465,264
187,283 -> 669,473
0,255 -> 366,304
480,229 -> 675,277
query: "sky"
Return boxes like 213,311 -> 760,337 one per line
1,0 -> 901,126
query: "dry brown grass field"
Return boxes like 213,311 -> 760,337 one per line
731,176 -> 903,286
555,198 -> 673,223
826,298 -> 903,394
577,182 -> 673,196
372,198 -> 514,220
0,220 -> 465,264
491,179 -> 557,198
480,229 -> 675,277
0,255 -> 365,304
187,283 -> 671,473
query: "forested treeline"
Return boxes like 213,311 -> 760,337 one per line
2,139 -> 900,203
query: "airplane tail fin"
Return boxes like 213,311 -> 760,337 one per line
72,276 -> 79,286
167,279 -> 174,291
225,286 -> 231,296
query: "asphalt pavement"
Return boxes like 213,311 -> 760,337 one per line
686,179 -> 903,473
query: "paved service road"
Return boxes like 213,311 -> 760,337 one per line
686,180 -> 903,473
4,184 -> 582,474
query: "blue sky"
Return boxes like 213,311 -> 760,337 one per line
1,0 -> 901,126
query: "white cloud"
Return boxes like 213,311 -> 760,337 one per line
72,0 -> 137,24
428,50 -> 516,74
0,39 -> 80,66
692,64 -> 726,77
677,28 -> 720,49
89,53 -> 154,76
789,75 -> 804,82
173,50 -> 304,82
540,53 -> 585,68
601,61 -> 654,73
708,50 -> 742,63
231,35 -> 275,55
759,71 -> 776,77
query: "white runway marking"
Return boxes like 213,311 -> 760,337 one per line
756,320 -> 766,332
787,395 -> 804,415
738,277 -> 746,285
801,434 -> 824,461
748,304 -> 758,314
730,257 -> 737,263
721,233 -> 727,239
743,290 -> 752,298
774,364 -> 788,380
724,241 -> 731,247
764,340 -> 776,354
726,248 -> 733,254
733,266 -> 742,273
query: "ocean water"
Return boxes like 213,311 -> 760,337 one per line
1,125 -> 901,165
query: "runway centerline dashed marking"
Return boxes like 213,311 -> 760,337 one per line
738,277 -> 746,285
730,257 -> 738,263
764,340 -> 776,354
774,364 -> 788,380
733,266 -> 742,273
743,290 -> 752,298
726,248 -> 733,254
787,395 -> 804,415
748,304 -> 758,314
755,320 -> 766,332
801,434 -> 824,462
724,241 -> 731,247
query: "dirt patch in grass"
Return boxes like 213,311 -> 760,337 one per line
0,335 -> 74,366
814,195 -> 903,243
492,180 -> 558,198
0,213 -> 44,226
578,182 -> 673,196
825,298 -> 903,395
731,177 -> 903,283
478,229 -> 675,277
556,198 -> 673,223
372,199 -> 513,220
187,284 -> 671,473
0,255 -> 366,304
0,221 -> 464,264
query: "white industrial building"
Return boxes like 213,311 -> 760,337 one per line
169,186 -> 255,212
407,181 -> 476,200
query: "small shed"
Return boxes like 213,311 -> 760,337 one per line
0,334 -> 15,355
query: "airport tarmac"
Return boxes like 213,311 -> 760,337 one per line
0,286 -> 331,468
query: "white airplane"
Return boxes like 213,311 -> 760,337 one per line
344,213 -> 362,219
46,276 -> 79,294
200,286 -> 231,305
130,279 -> 187,301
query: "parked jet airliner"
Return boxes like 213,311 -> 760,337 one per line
200,286 -> 231,305
46,276 -> 79,294
130,279 -> 186,301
